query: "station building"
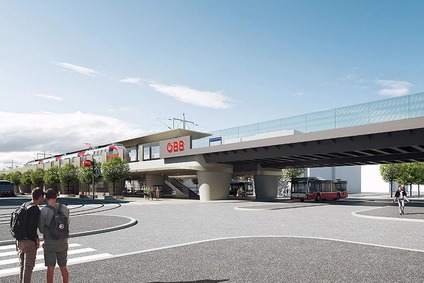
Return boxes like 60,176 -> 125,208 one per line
120,91 -> 424,199
5,92 -> 424,200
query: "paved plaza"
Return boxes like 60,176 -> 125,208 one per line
0,195 -> 423,282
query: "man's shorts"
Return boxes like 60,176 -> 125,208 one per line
43,239 -> 68,267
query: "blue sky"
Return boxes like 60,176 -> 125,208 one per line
1,0 -> 423,167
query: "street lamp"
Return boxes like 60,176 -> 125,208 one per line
83,159 -> 95,199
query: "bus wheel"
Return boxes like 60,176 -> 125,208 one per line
315,194 -> 321,201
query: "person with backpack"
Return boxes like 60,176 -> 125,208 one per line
11,187 -> 44,283
38,188 -> 70,283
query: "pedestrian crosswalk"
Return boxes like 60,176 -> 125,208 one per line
0,242 -> 113,278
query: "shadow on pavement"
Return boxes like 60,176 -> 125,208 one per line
149,280 -> 229,283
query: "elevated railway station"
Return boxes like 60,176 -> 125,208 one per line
5,92 -> 424,201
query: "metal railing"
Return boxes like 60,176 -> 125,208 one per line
193,92 -> 424,148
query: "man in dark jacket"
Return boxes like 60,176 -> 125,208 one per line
18,187 -> 44,283
394,185 -> 409,215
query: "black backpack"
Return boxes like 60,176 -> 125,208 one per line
46,204 -> 69,240
10,202 -> 33,240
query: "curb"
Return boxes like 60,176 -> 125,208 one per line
0,216 -> 138,246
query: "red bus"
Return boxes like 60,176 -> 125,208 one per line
291,177 -> 348,201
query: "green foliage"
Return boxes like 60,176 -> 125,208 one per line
101,156 -> 129,195
397,163 -> 415,185
78,162 -> 102,185
0,173 -> 5,180
414,163 -> 424,185
380,163 -> 401,196
3,173 -> 11,181
59,164 -> 78,189
381,162 -> 424,196
282,168 -> 304,181
21,170 -> 33,186
9,171 -> 22,189
44,166 -> 60,186
379,164 -> 400,183
30,168 -> 45,187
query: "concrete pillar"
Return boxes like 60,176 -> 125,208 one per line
146,174 -> 165,189
198,171 -> 231,201
254,174 -> 279,200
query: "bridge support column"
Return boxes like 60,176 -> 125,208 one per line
254,174 -> 279,200
146,174 -> 165,189
198,171 -> 231,201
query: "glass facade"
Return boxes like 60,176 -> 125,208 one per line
193,92 -> 424,149
143,142 -> 160,161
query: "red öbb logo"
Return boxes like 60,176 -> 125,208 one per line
166,140 -> 185,153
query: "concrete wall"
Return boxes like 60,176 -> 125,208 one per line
360,165 -> 387,193
198,171 -> 231,201
336,166 -> 361,194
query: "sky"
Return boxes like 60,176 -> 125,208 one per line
1,0 -> 423,168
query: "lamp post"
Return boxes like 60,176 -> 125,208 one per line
83,159 -> 95,199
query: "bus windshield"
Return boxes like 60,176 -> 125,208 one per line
292,181 -> 308,193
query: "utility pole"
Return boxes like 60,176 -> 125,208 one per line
36,152 -> 52,159
171,113 -> 197,130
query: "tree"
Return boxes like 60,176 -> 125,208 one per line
379,164 -> 400,197
282,168 -> 304,181
59,164 -> 78,194
21,170 -> 33,188
3,173 -> 11,181
78,162 -> 102,195
30,168 -> 45,188
9,171 -> 22,194
44,166 -> 60,191
0,173 -> 5,180
414,162 -> 424,196
101,156 -> 130,196
397,163 -> 415,196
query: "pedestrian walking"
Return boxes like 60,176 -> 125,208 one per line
13,187 -> 44,283
156,186 -> 160,200
38,188 -> 70,283
394,185 -> 409,215
146,187 -> 151,200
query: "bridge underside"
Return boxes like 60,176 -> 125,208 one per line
200,117 -> 424,171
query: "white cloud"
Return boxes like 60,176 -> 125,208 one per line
108,107 -> 134,112
54,62 -> 100,77
34,93 -> 65,101
376,80 -> 413,97
149,83 -> 234,109
0,111 -> 145,164
119,77 -> 142,84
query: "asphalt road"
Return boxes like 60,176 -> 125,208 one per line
1,196 -> 423,282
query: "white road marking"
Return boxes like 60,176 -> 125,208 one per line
0,248 -> 97,266
352,206 -> 424,223
0,243 -> 112,278
111,235 -> 424,260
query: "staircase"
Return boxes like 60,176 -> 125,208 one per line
165,177 -> 199,200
